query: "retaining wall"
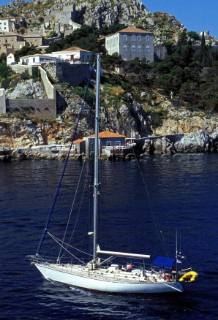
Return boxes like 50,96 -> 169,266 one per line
0,89 -> 6,114
6,99 -> 56,119
39,66 -> 56,99
6,64 -> 56,119
44,61 -> 91,86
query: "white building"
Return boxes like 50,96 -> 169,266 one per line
18,46 -> 92,66
0,17 -> 25,33
19,54 -> 57,65
105,26 -> 154,63
6,53 -> 15,65
0,17 -> 15,33
64,21 -> 81,37
50,46 -> 92,63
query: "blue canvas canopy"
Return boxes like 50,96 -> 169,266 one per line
153,256 -> 175,268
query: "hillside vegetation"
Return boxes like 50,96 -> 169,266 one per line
1,25 -> 217,116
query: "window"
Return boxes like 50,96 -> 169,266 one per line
131,45 -> 136,52
115,141 -> 121,146
123,45 -> 127,52
106,141 -> 111,146
138,46 -> 142,53
146,36 -> 150,43
123,35 -> 127,41
132,35 -> 136,41
138,36 -> 141,41
146,46 -> 151,53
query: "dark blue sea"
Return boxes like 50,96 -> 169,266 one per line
0,154 -> 218,320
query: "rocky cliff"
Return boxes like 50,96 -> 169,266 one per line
1,0 -> 148,28
0,79 -> 217,157
41,0 -> 149,29
0,0 -> 184,42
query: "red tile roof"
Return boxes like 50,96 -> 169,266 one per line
118,26 -> 153,34
59,46 -> 91,53
89,131 -> 125,138
73,139 -> 84,144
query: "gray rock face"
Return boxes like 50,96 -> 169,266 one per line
42,0 -> 149,29
174,131 -> 211,153
6,80 -> 47,99
142,137 -> 174,155
208,129 -> 218,152
140,130 -> 218,155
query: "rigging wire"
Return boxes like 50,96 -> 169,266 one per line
36,61 -> 96,256
48,232 -> 92,257
57,160 -> 89,262
48,232 -> 91,264
130,146 -> 171,257
130,146 -> 192,261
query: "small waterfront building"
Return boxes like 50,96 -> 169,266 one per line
73,131 -> 126,156
85,131 -> 126,156
73,139 -> 86,154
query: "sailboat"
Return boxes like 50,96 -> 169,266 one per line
30,54 -> 198,294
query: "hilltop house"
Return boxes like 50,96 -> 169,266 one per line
0,17 -> 26,33
105,26 -> 154,63
0,31 -> 59,55
22,34 -> 44,47
0,17 -> 15,33
50,46 -> 92,63
19,54 -> 58,65
0,32 -> 26,54
17,46 -> 92,66
0,33 -> 44,55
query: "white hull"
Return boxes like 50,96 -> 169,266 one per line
34,262 -> 184,294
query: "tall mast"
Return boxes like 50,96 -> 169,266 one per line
93,53 -> 100,263
175,229 -> 178,275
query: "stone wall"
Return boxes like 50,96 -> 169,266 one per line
8,65 -> 57,119
39,66 -> 56,99
6,99 -> 56,119
10,64 -> 36,76
0,89 -> 6,114
44,62 -> 91,86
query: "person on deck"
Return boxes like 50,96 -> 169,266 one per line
126,262 -> 133,272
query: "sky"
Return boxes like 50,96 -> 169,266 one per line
144,0 -> 218,38
0,0 -> 217,38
